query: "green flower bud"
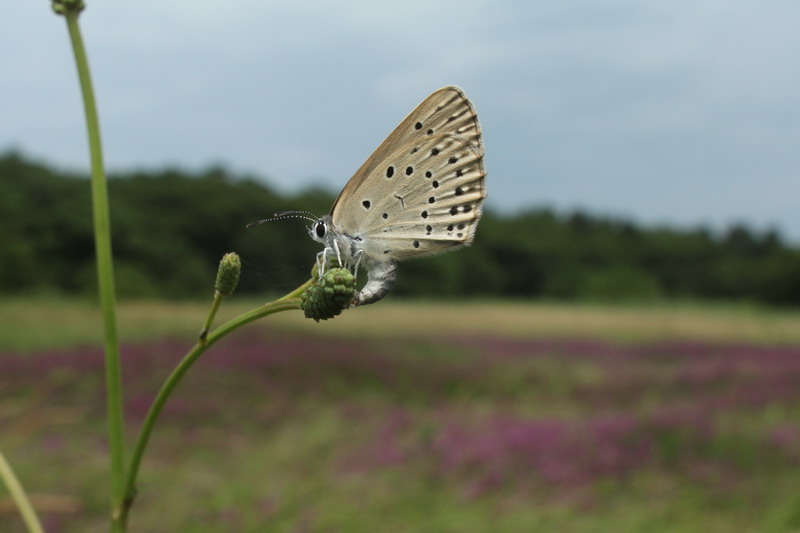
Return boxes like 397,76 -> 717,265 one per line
52,0 -> 85,15
301,267 -> 355,322
215,252 -> 241,297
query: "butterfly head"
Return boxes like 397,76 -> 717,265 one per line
309,215 -> 332,245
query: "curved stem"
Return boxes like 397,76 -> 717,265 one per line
199,290 -> 224,341
0,448 -> 44,533
63,10 -> 126,530
277,276 -> 315,302
116,292 -> 307,527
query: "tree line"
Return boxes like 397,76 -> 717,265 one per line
2,151 -> 798,305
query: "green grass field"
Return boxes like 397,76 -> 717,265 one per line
2,298 -> 800,532
4,297 -> 800,351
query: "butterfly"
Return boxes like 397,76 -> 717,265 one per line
253,86 -> 486,306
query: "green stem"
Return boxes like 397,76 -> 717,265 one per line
277,277 -> 315,302
64,10 -> 126,530
199,291 -> 224,341
0,448 -> 44,533
117,288 -> 309,527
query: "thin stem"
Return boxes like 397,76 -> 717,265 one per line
118,293 -> 307,527
199,290 -> 224,341
0,448 -> 44,533
277,277 -> 315,302
64,10 -> 126,529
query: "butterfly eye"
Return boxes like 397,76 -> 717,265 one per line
315,220 -> 327,238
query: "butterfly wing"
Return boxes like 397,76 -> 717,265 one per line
331,86 -> 483,218
331,86 -> 485,260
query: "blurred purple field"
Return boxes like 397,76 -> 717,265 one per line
2,331 -> 800,531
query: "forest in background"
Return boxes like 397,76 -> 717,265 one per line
2,150 -> 799,305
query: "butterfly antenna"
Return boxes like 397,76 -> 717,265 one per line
246,211 -> 319,228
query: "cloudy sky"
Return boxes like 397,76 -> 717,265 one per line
5,1 -> 800,241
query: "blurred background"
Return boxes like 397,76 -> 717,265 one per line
2,1 -> 800,531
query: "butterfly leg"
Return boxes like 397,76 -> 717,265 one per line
353,260 -> 397,306
316,249 -> 327,278
317,240 -> 347,278
332,240 -> 343,266
351,250 -> 364,281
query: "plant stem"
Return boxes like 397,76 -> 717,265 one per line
117,284 -> 310,527
276,276 -> 315,302
0,449 -> 44,533
199,291 -> 224,341
63,10 -> 126,530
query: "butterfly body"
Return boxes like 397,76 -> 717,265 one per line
313,86 -> 486,306
309,215 -> 398,305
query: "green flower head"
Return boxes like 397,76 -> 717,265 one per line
301,267 -> 355,322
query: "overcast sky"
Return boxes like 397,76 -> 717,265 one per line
4,1 -> 800,241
